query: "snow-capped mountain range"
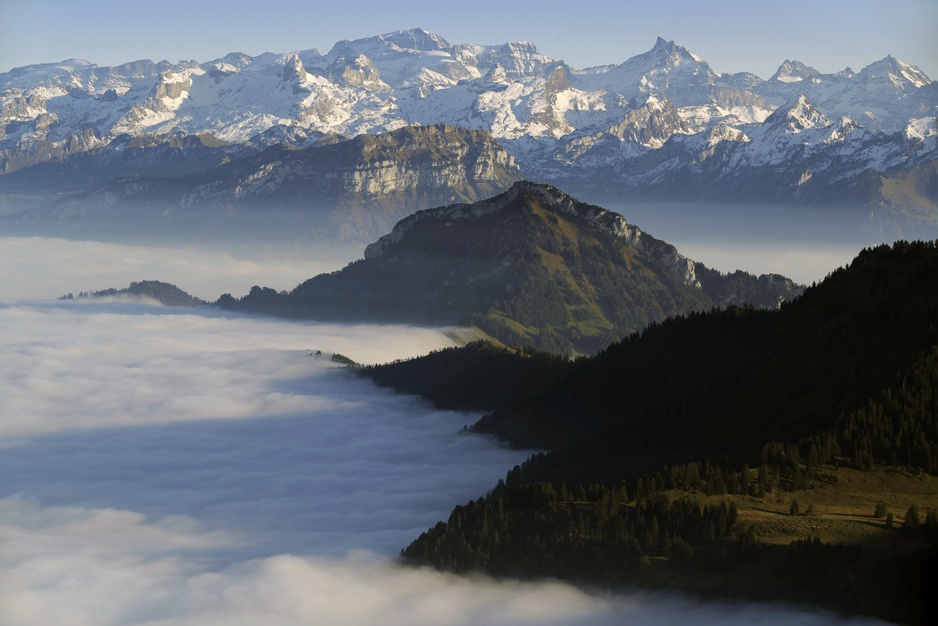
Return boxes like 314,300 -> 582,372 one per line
1,28 -> 936,226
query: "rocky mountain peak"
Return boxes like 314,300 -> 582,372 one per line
770,59 -> 821,83
612,94 -> 689,147
378,28 -> 452,52
483,63 -> 510,85
765,94 -> 830,133
859,55 -> 931,91
231,182 -> 801,354
282,55 -> 307,83
644,36 -> 704,68
329,54 -> 388,90
544,64 -> 571,94
365,181 -> 630,260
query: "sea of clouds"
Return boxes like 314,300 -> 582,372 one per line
0,237 -> 887,625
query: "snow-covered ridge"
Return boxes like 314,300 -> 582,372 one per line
1,27 -> 935,194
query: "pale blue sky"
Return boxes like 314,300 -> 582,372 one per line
2,0 -> 936,79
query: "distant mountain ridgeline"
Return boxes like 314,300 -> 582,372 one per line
9,125 -> 522,242
217,182 -> 803,354
60,280 -> 206,306
372,240 -> 938,625
2,29 -> 935,238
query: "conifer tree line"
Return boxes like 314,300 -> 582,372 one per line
370,241 -> 938,625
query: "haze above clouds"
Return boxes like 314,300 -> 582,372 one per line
614,203 -> 882,285
0,236 -> 364,302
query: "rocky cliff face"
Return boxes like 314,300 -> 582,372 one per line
46,124 -> 523,241
223,181 -> 802,354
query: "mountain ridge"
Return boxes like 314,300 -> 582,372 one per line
2,28 -> 935,236
218,181 -> 802,353
17,124 -> 523,241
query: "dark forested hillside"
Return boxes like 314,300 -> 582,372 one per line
360,341 -> 572,413
399,342 -> 938,623
365,241 -> 938,461
365,241 -> 938,625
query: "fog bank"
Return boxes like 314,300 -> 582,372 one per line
0,238 -> 890,625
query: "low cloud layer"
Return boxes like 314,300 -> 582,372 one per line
0,238 -> 888,625
0,299 -> 464,438
2,498 -> 886,626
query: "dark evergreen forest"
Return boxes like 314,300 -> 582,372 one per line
362,241 -> 938,625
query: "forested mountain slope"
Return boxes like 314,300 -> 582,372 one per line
366,240 -> 938,625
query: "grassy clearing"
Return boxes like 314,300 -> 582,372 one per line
626,467 -> 936,623
673,466 -> 938,550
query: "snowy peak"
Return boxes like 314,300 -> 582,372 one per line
770,60 -> 821,83
328,28 -> 452,59
859,55 -> 931,91
755,54 -> 933,133
377,28 -> 452,52
211,52 -> 255,71
765,95 -> 830,133
482,63 -> 510,85
282,55 -> 308,84
327,54 -> 388,91
1,27 -> 935,206
594,37 -> 717,106
477,41 -> 553,81
611,94 -> 689,147
648,36 -> 704,67
617,36 -> 708,73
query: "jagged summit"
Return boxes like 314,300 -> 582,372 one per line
770,60 -> 821,83
329,28 -> 452,57
613,36 -> 709,73
859,54 -> 931,90
364,181 -> 631,260
648,36 -> 704,64
379,28 -> 452,52
585,37 -> 718,108
764,94 -> 830,133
